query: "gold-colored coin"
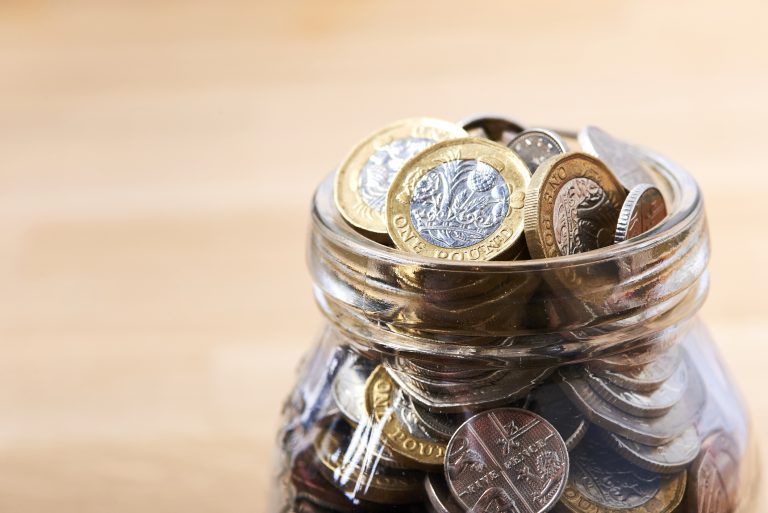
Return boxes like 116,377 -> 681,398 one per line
386,138 -> 530,261
524,152 -> 627,258
364,365 -> 446,469
334,118 -> 467,235
312,418 -> 424,504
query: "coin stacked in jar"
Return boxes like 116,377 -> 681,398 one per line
283,116 -> 739,513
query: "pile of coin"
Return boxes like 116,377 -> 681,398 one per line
279,116 -> 742,513
333,116 -> 669,261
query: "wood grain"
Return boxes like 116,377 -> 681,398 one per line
0,1 -> 766,511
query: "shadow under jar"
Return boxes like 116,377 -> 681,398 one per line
273,143 -> 763,513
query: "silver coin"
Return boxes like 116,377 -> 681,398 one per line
601,425 -> 701,474
507,128 -> 568,174
331,353 -> 374,424
527,384 -> 589,451
586,338 -> 681,372
615,184 -> 668,243
459,114 -> 525,144
412,400 -> 468,441
389,366 -> 552,412
586,360 -> 688,418
592,345 -> 683,393
558,362 -> 704,446
424,473 -> 464,513
578,125 -> 655,189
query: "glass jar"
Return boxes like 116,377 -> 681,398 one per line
272,142 -> 762,513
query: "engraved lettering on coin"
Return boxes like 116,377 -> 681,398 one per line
444,408 -> 568,513
615,184 -> 668,242
358,137 -> 434,212
409,160 -> 510,249
552,177 -> 616,254
508,129 -> 567,174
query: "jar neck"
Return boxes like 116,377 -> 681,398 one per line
308,145 -> 709,364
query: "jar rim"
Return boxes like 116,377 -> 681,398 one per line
312,147 -> 702,273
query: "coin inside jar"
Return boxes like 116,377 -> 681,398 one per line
524,152 -> 627,258
615,184 -> 668,242
600,425 -> 701,475
334,118 -> 467,235
444,408 -> 569,513
386,138 -> 530,261
527,383 -> 589,451
331,353 -> 375,425
687,430 -> 741,513
507,128 -> 568,174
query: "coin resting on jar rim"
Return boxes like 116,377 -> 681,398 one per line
334,118 -> 467,235
524,152 -> 627,259
386,138 -> 530,261
614,184 -> 668,243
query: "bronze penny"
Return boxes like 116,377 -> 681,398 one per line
444,408 -> 569,513
460,114 -> 526,144
687,431 -> 740,513
524,152 -> 627,258
615,184 -> 668,243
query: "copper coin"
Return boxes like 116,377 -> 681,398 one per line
687,431 -> 740,513
615,184 -> 668,242
444,408 -> 569,513
460,114 -> 526,144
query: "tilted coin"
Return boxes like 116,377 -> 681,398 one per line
412,400 -> 470,441
523,152 -> 627,258
578,125 -> 656,189
558,363 -> 705,446
386,138 -> 530,261
424,473 -> 464,513
586,362 -> 688,418
444,408 -> 569,513
558,431 -> 686,513
508,128 -> 568,174
586,339 -> 681,372
291,448 -> 358,513
460,114 -> 525,144
313,417 -> 424,504
615,184 -> 668,243
687,431 -> 740,513
364,366 -> 446,468
594,347 -> 683,393
527,384 -> 589,451
334,117 -> 467,234
331,353 -> 375,425
600,425 -> 701,475
388,365 -> 552,413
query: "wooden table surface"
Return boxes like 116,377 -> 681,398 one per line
1,1 -> 767,511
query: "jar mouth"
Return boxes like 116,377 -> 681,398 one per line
312,148 -> 702,274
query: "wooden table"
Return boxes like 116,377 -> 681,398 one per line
1,1 -> 766,511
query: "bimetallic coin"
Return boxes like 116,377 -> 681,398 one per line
460,114 -> 525,144
558,364 -> 705,446
444,408 -> 569,513
364,366 -> 446,468
387,138 -> 530,261
586,362 -> 688,418
615,184 -> 668,243
601,426 -> 701,475
528,384 -> 589,451
508,128 -> 568,174
313,418 -> 424,504
687,431 -> 740,513
425,473 -> 464,513
331,354 -> 374,425
559,432 -> 687,513
334,118 -> 467,234
523,152 -> 627,258
595,348 -> 683,393
578,125 -> 656,189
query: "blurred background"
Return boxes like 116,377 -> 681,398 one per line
1,1 -> 766,512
